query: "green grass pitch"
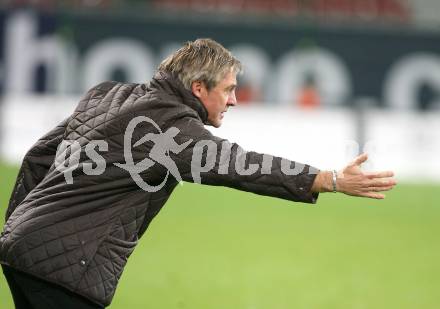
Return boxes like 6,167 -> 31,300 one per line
1,162 -> 439,308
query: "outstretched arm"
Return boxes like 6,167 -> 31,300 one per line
311,153 -> 396,199
168,115 -> 319,204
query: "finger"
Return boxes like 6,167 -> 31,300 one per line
366,185 -> 395,192
352,153 -> 368,166
360,192 -> 385,199
368,178 -> 397,187
366,171 -> 394,179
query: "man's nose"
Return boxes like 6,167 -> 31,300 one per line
227,91 -> 237,106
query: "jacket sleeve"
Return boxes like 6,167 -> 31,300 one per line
5,118 -> 69,220
169,115 -> 319,204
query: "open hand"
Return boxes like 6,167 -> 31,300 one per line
336,153 -> 397,199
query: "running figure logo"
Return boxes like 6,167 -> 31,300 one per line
115,116 -> 193,192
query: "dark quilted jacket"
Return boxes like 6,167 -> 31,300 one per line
0,71 -> 319,306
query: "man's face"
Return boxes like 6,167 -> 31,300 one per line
192,70 -> 237,128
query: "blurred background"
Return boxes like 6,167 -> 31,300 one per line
0,1 -> 439,308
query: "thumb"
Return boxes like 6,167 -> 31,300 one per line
352,153 -> 368,166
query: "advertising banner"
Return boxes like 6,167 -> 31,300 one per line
0,9 -> 440,109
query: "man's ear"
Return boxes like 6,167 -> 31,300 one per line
191,81 -> 205,99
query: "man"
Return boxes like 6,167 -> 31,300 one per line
0,38 -> 396,308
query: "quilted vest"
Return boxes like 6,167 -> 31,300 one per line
0,71 -> 319,306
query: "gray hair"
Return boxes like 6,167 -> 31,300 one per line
158,38 -> 242,91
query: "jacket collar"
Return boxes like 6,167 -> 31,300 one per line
150,71 -> 209,124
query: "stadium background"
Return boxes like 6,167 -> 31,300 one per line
0,1 -> 439,308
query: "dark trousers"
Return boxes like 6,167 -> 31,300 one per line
2,265 -> 104,309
